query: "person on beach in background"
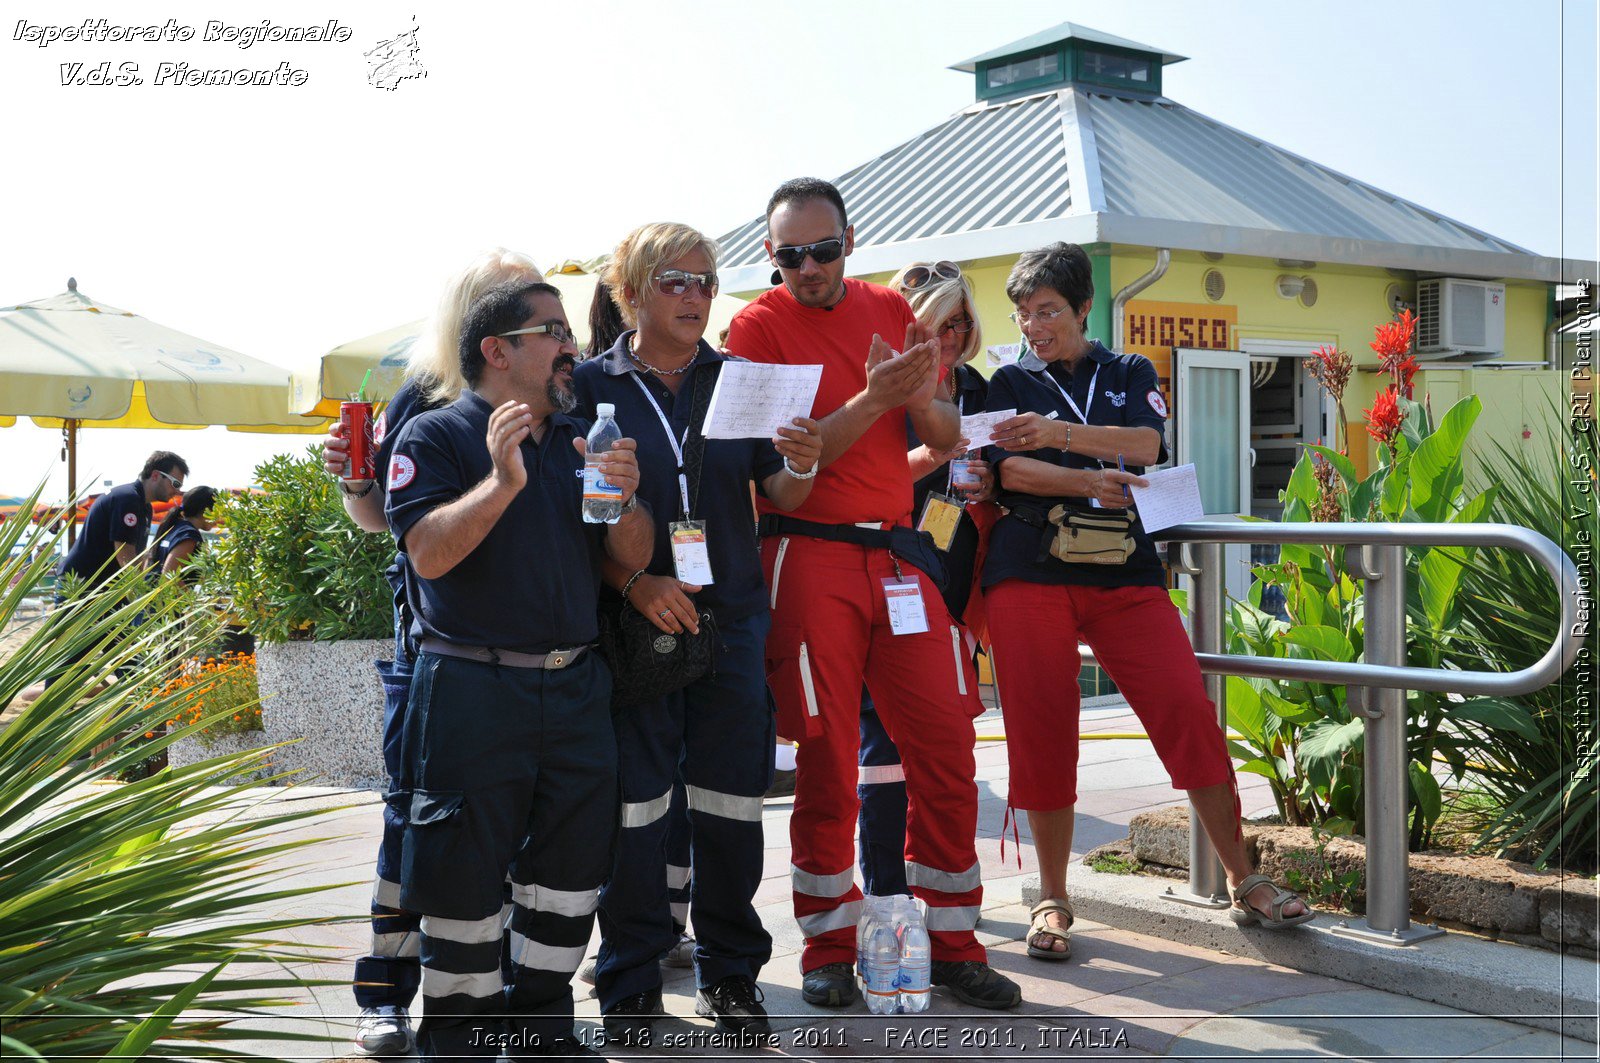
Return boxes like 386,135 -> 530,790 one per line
57,451 -> 188,591
150,486 -> 217,580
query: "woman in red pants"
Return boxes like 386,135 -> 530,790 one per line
984,242 -> 1312,962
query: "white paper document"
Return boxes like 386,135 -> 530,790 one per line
1128,463 -> 1205,534
957,409 -> 1016,450
701,362 -> 824,439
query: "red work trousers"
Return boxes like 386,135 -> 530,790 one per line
762,534 -> 987,972
986,580 -> 1232,811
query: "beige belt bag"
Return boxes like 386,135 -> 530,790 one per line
1046,505 -> 1136,565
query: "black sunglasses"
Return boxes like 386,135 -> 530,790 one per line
771,236 -> 845,271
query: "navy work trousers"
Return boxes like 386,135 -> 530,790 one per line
856,692 -> 909,897
596,610 -> 774,1011
353,653 -> 422,1009
402,650 -> 618,1060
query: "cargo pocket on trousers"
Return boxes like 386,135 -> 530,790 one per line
766,625 -> 824,742
400,789 -> 473,918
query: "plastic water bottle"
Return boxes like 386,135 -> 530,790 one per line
856,894 -> 893,981
582,403 -> 624,524
896,897 -> 931,1013
861,912 -> 901,1015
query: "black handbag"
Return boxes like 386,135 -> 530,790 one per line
595,363 -> 720,710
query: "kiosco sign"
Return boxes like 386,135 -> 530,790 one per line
1122,300 -> 1237,382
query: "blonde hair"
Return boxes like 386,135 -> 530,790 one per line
601,223 -> 719,328
409,247 -> 543,404
888,262 -> 984,364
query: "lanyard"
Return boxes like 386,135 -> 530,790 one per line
629,373 -> 693,517
1034,362 -> 1097,425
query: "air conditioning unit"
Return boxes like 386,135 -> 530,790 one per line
1416,278 -> 1505,356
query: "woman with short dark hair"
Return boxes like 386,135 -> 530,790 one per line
984,242 -> 1312,963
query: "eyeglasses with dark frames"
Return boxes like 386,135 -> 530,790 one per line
497,322 -> 577,346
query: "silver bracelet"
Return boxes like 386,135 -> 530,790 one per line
783,456 -> 818,480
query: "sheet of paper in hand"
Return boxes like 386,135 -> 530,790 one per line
957,409 -> 1017,450
1127,463 -> 1205,534
702,362 -> 824,439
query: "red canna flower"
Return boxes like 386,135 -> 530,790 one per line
1364,388 -> 1404,451
1370,308 -> 1416,362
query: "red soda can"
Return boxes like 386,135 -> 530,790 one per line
340,401 -> 376,481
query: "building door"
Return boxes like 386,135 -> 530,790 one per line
1174,347 -> 1252,604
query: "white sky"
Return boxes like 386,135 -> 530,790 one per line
3,0 -> 1596,497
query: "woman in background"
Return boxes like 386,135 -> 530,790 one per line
151,486 -> 217,579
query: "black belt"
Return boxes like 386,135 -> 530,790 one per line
420,638 -> 586,670
757,514 -> 898,549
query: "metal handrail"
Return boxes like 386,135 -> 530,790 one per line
1157,520 -> 1583,946
1161,521 -> 1583,694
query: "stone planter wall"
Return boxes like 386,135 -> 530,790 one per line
1118,806 -> 1598,956
166,728 -> 274,784
256,639 -> 390,790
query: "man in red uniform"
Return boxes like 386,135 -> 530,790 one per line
727,178 -> 1020,1010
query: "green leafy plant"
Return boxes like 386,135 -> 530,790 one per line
1434,409 -> 1598,870
0,488 -> 343,1059
200,447 -> 394,643
1222,311 -> 1536,851
1280,826 -> 1363,911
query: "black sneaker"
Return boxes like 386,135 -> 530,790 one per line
800,962 -> 856,1007
694,975 -> 771,1034
930,960 -> 1022,1009
601,985 -> 664,1044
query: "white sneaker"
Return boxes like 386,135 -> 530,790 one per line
353,1004 -> 414,1057
577,954 -> 599,985
662,932 -> 696,969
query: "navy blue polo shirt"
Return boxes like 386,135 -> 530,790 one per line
384,391 -> 605,653
572,333 -> 784,621
908,363 -> 990,514
373,379 -> 441,612
983,340 -> 1170,589
151,516 -> 204,574
59,480 -> 150,589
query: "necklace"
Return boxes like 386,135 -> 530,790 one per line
629,333 -> 693,377
947,367 -> 960,401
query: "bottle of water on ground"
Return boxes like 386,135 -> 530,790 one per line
862,909 -> 902,1015
896,896 -> 931,1013
582,403 -> 624,524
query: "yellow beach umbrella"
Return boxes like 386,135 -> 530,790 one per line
293,259 -> 750,417
0,278 -> 327,542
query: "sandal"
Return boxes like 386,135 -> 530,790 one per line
1026,898 -> 1074,961
1229,873 -> 1315,930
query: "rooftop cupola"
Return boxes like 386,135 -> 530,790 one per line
949,21 -> 1187,104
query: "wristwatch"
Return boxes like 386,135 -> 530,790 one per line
339,480 -> 376,499
783,457 -> 818,480
620,494 -> 641,515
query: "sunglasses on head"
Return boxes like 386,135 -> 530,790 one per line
654,269 -> 719,299
771,236 -> 845,271
901,261 -> 961,290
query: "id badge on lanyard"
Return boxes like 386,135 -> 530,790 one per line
632,374 -> 715,585
1039,363 -> 1109,508
882,577 -> 929,635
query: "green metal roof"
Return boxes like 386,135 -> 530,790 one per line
948,22 -> 1187,72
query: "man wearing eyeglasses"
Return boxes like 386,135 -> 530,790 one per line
726,178 -> 1022,1012
58,450 -> 188,590
384,280 -> 653,1059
